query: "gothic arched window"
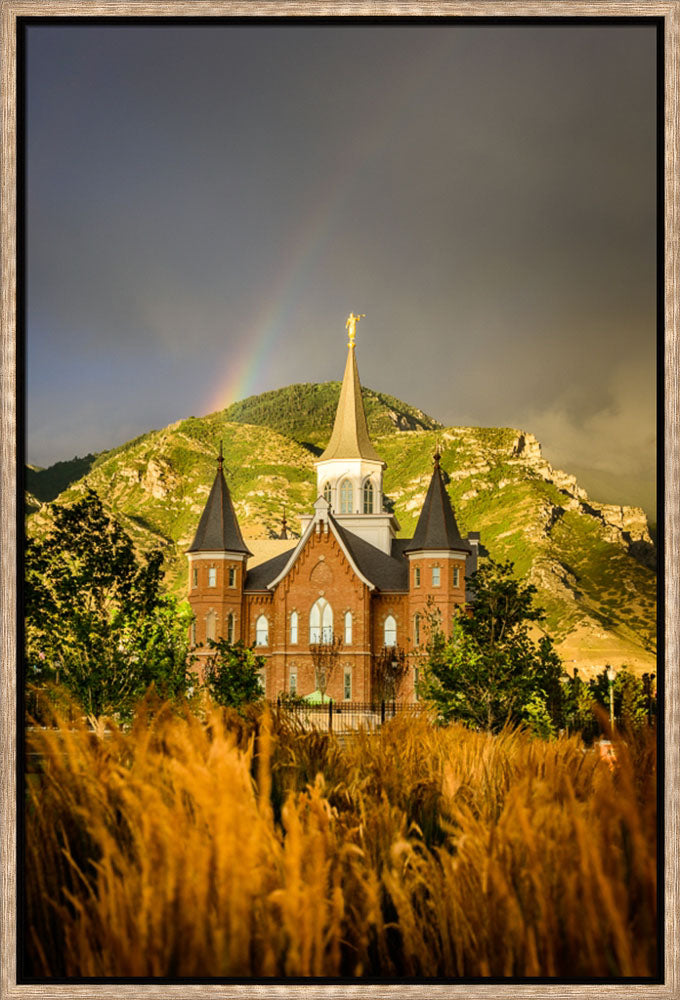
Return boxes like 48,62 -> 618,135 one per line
205,610 -> 216,642
344,611 -> 352,645
339,480 -> 353,514
363,479 -> 374,514
290,611 -> 298,644
226,612 -> 235,643
384,614 -> 397,647
255,614 -> 269,646
310,598 -> 333,643
414,613 -> 421,646
323,482 -> 332,506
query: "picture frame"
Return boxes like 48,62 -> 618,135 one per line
1,2 -> 677,997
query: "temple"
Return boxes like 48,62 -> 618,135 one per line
187,317 -> 479,701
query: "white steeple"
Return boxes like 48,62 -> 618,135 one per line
300,315 -> 400,555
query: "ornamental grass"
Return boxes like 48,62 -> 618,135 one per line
25,699 -> 657,978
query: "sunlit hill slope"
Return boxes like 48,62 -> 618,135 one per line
26,382 -> 656,676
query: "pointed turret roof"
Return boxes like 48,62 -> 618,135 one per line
404,450 -> 471,554
318,336 -> 383,464
188,444 -> 252,555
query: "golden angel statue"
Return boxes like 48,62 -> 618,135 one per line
345,312 -> 365,347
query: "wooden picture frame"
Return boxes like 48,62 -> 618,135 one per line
1,3 -> 677,997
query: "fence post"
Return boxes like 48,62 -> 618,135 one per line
329,698 -> 333,733
381,700 -> 386,725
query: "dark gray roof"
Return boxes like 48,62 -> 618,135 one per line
404,461 -> 471,554
188,468 -> 252,555
332,520 -> 410,591
244,547 -> 296,592
244,516 -> 411,593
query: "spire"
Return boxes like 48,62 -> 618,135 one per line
318,315 -> 383,463
278,505 -> 289,540
404,450 -> 471,554
188,447 -> 252,554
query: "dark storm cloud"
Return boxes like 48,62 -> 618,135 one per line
26,23 -> 657,513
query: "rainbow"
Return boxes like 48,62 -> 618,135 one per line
203,38 -> 451,415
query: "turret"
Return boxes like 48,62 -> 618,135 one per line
187,444 -> 251,665
405,449 -> 471,644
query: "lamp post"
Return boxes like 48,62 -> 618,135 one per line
606,666 -> 617,731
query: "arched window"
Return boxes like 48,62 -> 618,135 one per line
384,615 -> 397,647
255,614 -> 269,646
339,479 -> 353,514
363,479 -> 374,514
290,611 -> 298,644
206,610 -> 216,642
310,598 -> 333,643
344,611 -> 352,645
226,612 -> 235,643
190,620 -> 197,645
414,613 -> 421,646
323,482 -> 332,506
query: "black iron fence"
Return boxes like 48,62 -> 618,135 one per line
269,698 -> 431,732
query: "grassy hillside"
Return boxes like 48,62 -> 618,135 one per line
224,381 -> 441,449
26,453 -> 100,503
27,384 -> 656,676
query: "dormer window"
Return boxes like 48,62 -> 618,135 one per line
340,480 -> 353,514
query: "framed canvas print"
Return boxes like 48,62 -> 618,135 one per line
1,2 -> 678,997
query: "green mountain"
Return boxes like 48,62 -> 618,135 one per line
26,384 -> 656,677
26,453 -> 100,503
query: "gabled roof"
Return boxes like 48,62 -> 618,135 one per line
187,454 -> 252,555
317,343 -> 383,463
404,453 -> 471,554
243,503 -> 410,594
264,503 -> 376,591
333,522 -> 409,592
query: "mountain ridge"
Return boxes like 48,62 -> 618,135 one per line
26,383 -> 656,677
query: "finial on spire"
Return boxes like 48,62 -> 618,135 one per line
217,440 -> 224,473
345,312 -> 365,348
279,504 -> 288,540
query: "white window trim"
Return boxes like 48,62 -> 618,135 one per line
255,614 -> 269,646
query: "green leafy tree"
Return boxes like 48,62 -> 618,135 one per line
588,666 -> 651,731
420,560 -> 562,735
203,638 -> 265,711
25,488 -> 192,717
559,671 -> 599,739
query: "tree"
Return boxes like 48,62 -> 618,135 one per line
420,560 -> 563,735
25,488 -> 192,717
588,666 -> 651,731
203,638 -> 265,711
371,646 -> 408,702
309,635 -> 343,699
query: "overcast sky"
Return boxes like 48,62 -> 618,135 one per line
25,21 -> 658,515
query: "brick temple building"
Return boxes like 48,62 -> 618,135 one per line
187,319 -> 479,702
